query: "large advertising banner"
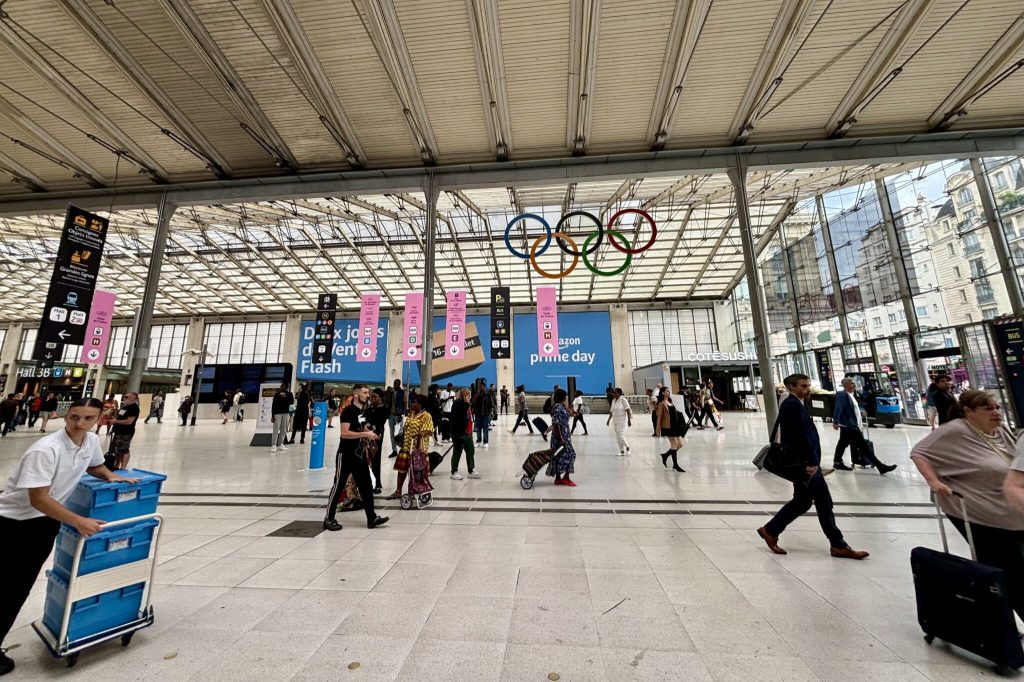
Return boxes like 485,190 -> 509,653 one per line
410,315 -> 496,387
513,311 -> 614,394
356,293 -> 381,362
297,318 -> 388,383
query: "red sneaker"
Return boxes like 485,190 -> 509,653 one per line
563,479 -> 577,487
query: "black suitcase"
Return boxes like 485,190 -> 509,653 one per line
532,417 -> 549,434
912,493 -> 1024,673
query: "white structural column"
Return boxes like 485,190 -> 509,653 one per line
126,194 -> 175,392
281,314 -> 302,391
970,157 -> 1024,316
420,174 -> 438,390
731,163 -> 778,431
608,303 -> 632,390
0,323 -> 23,395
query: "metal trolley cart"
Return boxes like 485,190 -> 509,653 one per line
32,469 -> 167,668
399,445 -> 451,510
33,514 -> 164,667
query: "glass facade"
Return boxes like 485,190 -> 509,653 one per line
147,324 -> 188,370
739,155 -> 1024,422
629,308 -> 718,367
203,322 -> 285,365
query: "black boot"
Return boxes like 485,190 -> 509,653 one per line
670,450 -> 685,473
660,451 -> 670,468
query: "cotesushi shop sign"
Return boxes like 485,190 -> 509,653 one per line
682,352 -> 754,363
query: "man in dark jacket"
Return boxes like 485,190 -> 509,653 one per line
832,378 -> 896,473
473,388 -> 495,448
449,389 -> 479,480
757,374 -> 869,560
928,374 -> 957,426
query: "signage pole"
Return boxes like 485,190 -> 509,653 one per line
420,174 -> 438,391
190,343 -> 207,426
308,401 -> 328,470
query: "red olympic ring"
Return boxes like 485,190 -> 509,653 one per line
607,209 -> 657,254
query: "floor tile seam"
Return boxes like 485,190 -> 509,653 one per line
159,492 -> 935,508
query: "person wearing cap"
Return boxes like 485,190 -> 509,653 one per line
0,397 -> 137,676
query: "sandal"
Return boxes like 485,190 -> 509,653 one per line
385,490 -> 402,500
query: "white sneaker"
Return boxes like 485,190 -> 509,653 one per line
617,451 -> 624,456
450,472 -> 464,480
279,444 -> 288,452
626,447 -> 631,454
483,443 -> 489,449
270,446 -> 277,453
468,471 -> 482,479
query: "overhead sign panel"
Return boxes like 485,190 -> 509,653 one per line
490,286 -> 510,359
80,289 -> 116,364
313,293 -> 337,364
36,206 -> 109,353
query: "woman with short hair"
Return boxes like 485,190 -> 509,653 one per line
911,390 -> 1024,620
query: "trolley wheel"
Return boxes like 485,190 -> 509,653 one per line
66,653 -> 79,668
122,632 -> 135,647
923,634 -> 934,645
520,475 -> 534,490
400,494 -> 413,510
420,493 -> 432,505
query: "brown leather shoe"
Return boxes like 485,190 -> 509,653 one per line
757,527 -> 787,555
830,546 -> 869,560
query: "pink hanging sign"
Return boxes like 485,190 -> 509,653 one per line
536,286 -> 559,359
445,290 -> 467,360
80,289 -> 116,364
356,293 -> 380,362
402,292 -> 424,361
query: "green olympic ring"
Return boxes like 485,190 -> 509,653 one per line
582,229 -> 632,276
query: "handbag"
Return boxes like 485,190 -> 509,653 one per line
753,414 -> 806,484
580,403 -> 591,415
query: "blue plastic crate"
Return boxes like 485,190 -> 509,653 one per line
53,518 -> 159,579
65,469 -> 166,522
42,571 -> 145,643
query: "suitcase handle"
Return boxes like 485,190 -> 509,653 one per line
933,491 -> 976,561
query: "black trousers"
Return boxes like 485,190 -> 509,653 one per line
949,517 -> 1024,621
500,400 -> 509,415
290,415 -> 309,443
651,411 -> 658,434
440,417 -> 451,441
180,412 -> 189,426
570,414 -> 588,434
512,409 -> 534,433
700,406 -> 719,428
833,427 -> 883,466
764,469 -> 847,548
325,449 -> 375,524
371,439 -> 383,490
0,515 -> 60,646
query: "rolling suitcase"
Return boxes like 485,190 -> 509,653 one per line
532,417 -> 549,434
911,493 -> 1024,674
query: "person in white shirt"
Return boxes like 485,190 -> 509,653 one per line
606,388 -> 633,455
439,382 -> 455,442
570,390 -> 589,435
832,378 -> 895,473
0,397 -> 137,676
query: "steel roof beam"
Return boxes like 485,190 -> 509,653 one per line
466,0 -> 512,161
0,150 -> 47,191
0,130 -> 1022,216
929,15 -> 1024,131
351,0 -> 439,164
167,230 -> 273,313
730,0 -> 819,143
647,0 -> 713,150
0,19 -> 169,182
827,0 -> 938,137
683,213 -> 738,298
723,197 -> 799,293
566,0 -> 602,155
317,199 -> 416,292
57,0 -> 232,178
157,0 -> 298,170
257,0 -> 366,167
320,211 -> 399,308
0,94 -> 107,185
451,189 -> 502,287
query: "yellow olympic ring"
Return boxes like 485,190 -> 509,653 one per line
530,232 -> 579,279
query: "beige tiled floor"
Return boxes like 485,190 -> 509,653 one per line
0,412 -> 1006,680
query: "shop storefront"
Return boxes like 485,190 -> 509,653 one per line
633,352 -> 763,411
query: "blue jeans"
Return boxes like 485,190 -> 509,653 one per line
475,415 -> 490,444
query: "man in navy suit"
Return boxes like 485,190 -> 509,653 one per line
832,378 -> 896,473
757,374 -> 869,560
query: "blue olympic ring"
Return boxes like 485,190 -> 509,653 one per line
504,213 -> 552,259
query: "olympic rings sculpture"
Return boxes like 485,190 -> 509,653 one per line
504,209 -> 658,279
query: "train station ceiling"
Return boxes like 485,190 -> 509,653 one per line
0,0 -> 1021,194
0,1 -> 1022,320
0,163 -> 916,319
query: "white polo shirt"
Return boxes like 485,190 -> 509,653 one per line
0,429 -> 103,521
610,397 -> 631,418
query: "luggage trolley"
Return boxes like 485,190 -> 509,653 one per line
400,444 -> 451,510
33,513 -> 165,667
517,446 -> 564,490
33,469 -> 167,668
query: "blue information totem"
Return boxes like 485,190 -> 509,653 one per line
309,401 -> 328,470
